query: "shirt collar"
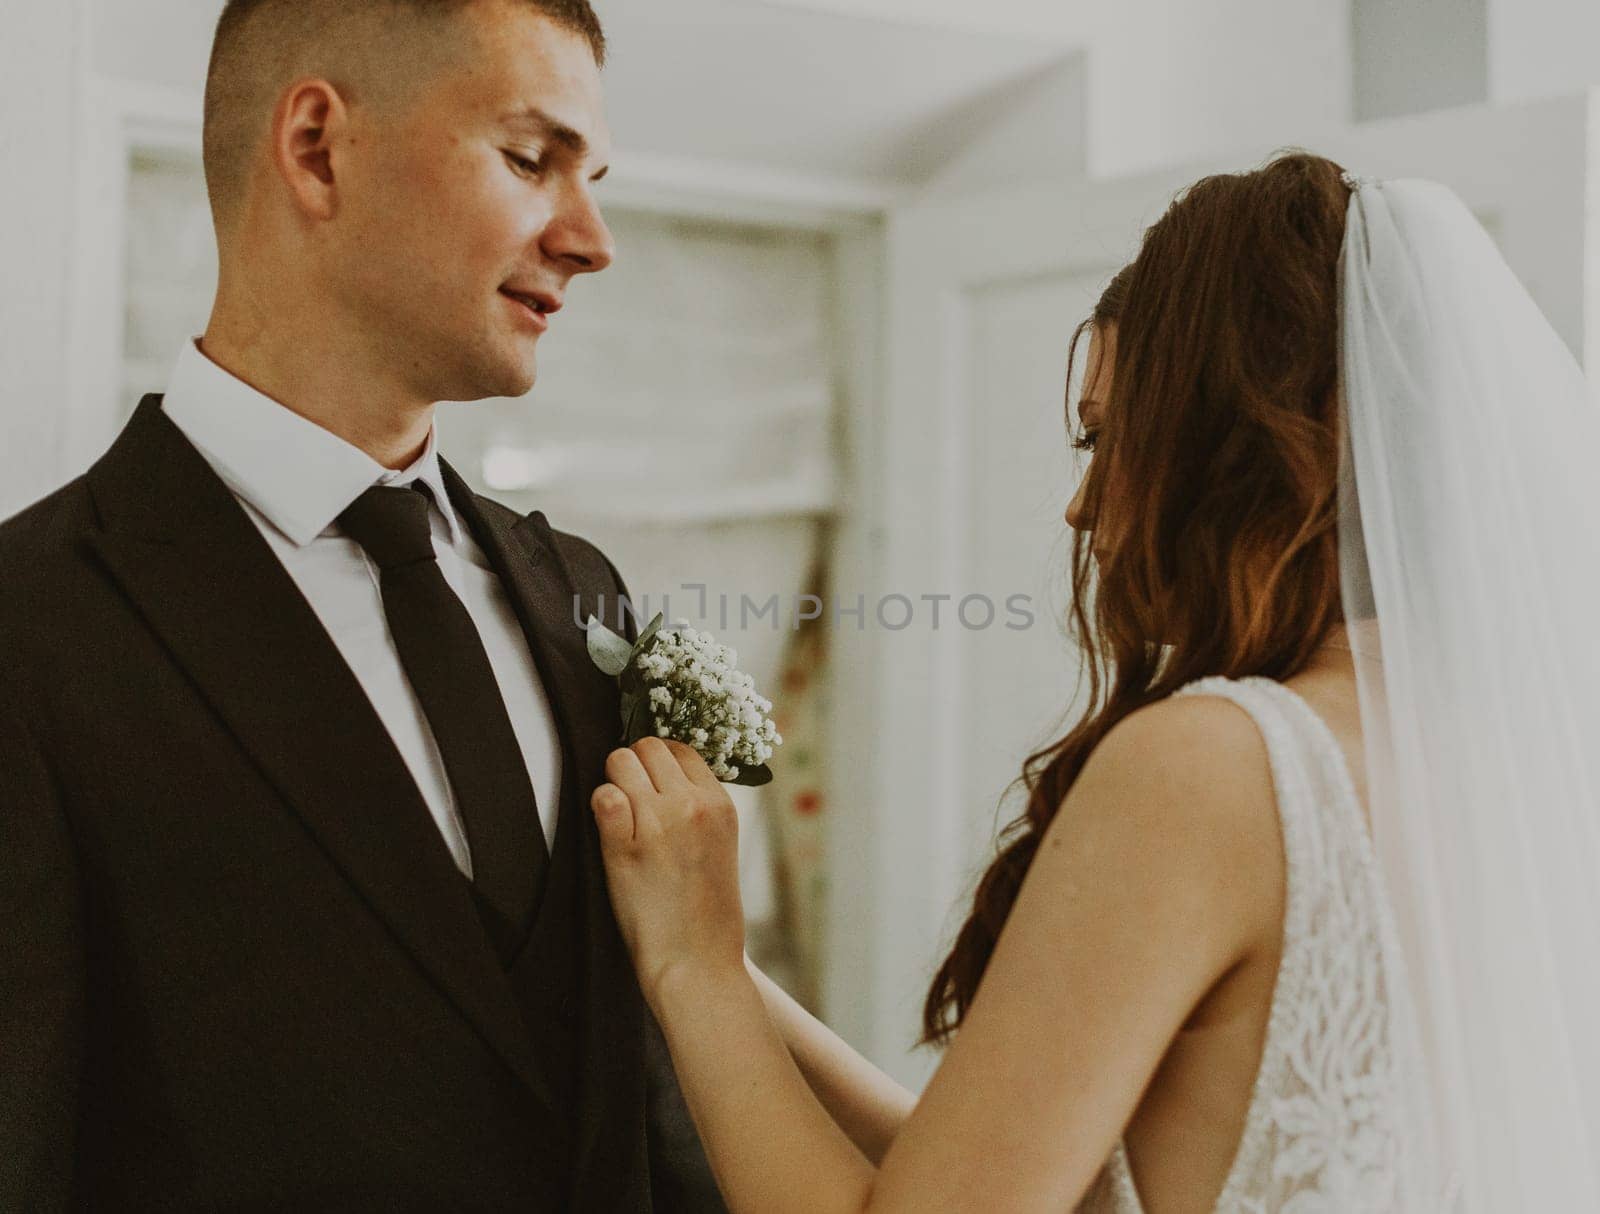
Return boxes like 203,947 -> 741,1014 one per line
159,338 -> 463,548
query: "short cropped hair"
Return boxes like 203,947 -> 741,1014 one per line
202,0 -> 605,234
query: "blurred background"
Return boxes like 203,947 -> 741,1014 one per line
7,0 -> 1600,1087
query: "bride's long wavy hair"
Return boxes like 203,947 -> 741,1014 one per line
923,151 -> 1354,1044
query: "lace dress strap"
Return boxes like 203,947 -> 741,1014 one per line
1082,674 -> 1401,1212
1167,677 -> 1326,1207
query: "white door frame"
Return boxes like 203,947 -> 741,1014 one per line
62,78 -> 204,482
61,77 -> 894,477
64,72 -> 897,1067
856,91 -> 1598,1087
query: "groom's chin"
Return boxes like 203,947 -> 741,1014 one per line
474,353 -> 540,402
504,362 -> 539,398
446,367 -> 538,406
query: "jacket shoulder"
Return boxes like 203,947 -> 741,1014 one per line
471,493 -> 627,595
0,477 -> 97,596
0,476 -> 94,553
546,525 -> 627,595
0,476 -> 99,659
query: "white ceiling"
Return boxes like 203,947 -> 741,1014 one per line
94,0 -> 1080,198
594,0 -> 1077,191
757,0 -> 1094,42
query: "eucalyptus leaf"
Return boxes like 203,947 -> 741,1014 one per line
729,763 -> 774,788
630,612 -> 666,658
586,614 -> 634,678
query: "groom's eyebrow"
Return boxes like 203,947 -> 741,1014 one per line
500,106 -> 610,180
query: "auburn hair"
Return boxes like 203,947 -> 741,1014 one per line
923,151 -> 1354,1043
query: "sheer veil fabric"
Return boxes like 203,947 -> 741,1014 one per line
1338,177 -> 1600,1208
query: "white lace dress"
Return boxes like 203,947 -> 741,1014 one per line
1077,676 -> 1408,1213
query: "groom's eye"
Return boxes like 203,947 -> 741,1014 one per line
503,150 -> 544,177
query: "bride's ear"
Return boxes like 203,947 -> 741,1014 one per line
271,78 -> 349,223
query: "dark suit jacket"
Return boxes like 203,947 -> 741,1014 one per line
0,395 -> 724,1212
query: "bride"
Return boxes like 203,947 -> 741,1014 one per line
589,152 -> 1600,1211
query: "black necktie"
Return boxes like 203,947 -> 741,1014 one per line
338,482 -> 547,965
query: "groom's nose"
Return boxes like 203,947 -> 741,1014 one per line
542,185 -> 615,275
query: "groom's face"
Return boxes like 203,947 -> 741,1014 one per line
337,2 -> 614,402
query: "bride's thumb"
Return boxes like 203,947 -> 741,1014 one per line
590,784 -> 636,856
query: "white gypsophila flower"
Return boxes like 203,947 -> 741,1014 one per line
632,622 -> 783,781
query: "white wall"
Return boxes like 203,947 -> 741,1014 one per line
1353,0 -> 1487,121
1082,0 -> 1351,177
923,57 -> 1088,195
0,2 -> 87,521
1489,0 -> 1600,105
1353,0 -> 1600,122
773,0 -> 1352,179
92,0 -> 219,95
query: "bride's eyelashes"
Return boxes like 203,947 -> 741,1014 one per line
1072,427 -> 1100,454
503,149 -> 545,177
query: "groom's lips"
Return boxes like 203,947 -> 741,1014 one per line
500,287 -> 562,333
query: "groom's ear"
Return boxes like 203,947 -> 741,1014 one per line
271,77 -> 350,224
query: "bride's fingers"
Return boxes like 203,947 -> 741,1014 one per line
590,783 -> 635,848
631,736 -> 690,794
664,740 -> 722,792
605,746 -> 657,804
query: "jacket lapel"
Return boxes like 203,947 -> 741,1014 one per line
438,460 -> 652,1203
83,396 -> 556,1111
438,465 -> 611,759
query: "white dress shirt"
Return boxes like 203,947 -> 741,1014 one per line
161,338 -> 563,876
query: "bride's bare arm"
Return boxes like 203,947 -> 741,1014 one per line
745,956 -> 915,1165
596,695 -> 1281,1213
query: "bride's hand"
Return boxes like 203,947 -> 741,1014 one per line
590,737 -> 746,1004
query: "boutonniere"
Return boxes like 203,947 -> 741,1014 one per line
585,612 -> 782,786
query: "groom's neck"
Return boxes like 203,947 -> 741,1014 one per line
197,312 -> 436,473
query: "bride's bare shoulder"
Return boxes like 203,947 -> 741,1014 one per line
1081,691 -> 1273,805
1049,691 -> 1281,874
1014,689 -> 1286,985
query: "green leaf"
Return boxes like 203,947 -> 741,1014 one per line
630,612 -> 666,658
619,659 -> 648,697
586,614 -> 634,678
622,694 -> 656,745
728,763 -> 774,788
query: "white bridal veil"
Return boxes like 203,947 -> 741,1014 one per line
1338,177 -> 1600,1208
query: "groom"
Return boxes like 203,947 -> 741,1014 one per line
0,0 -> 724,1209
